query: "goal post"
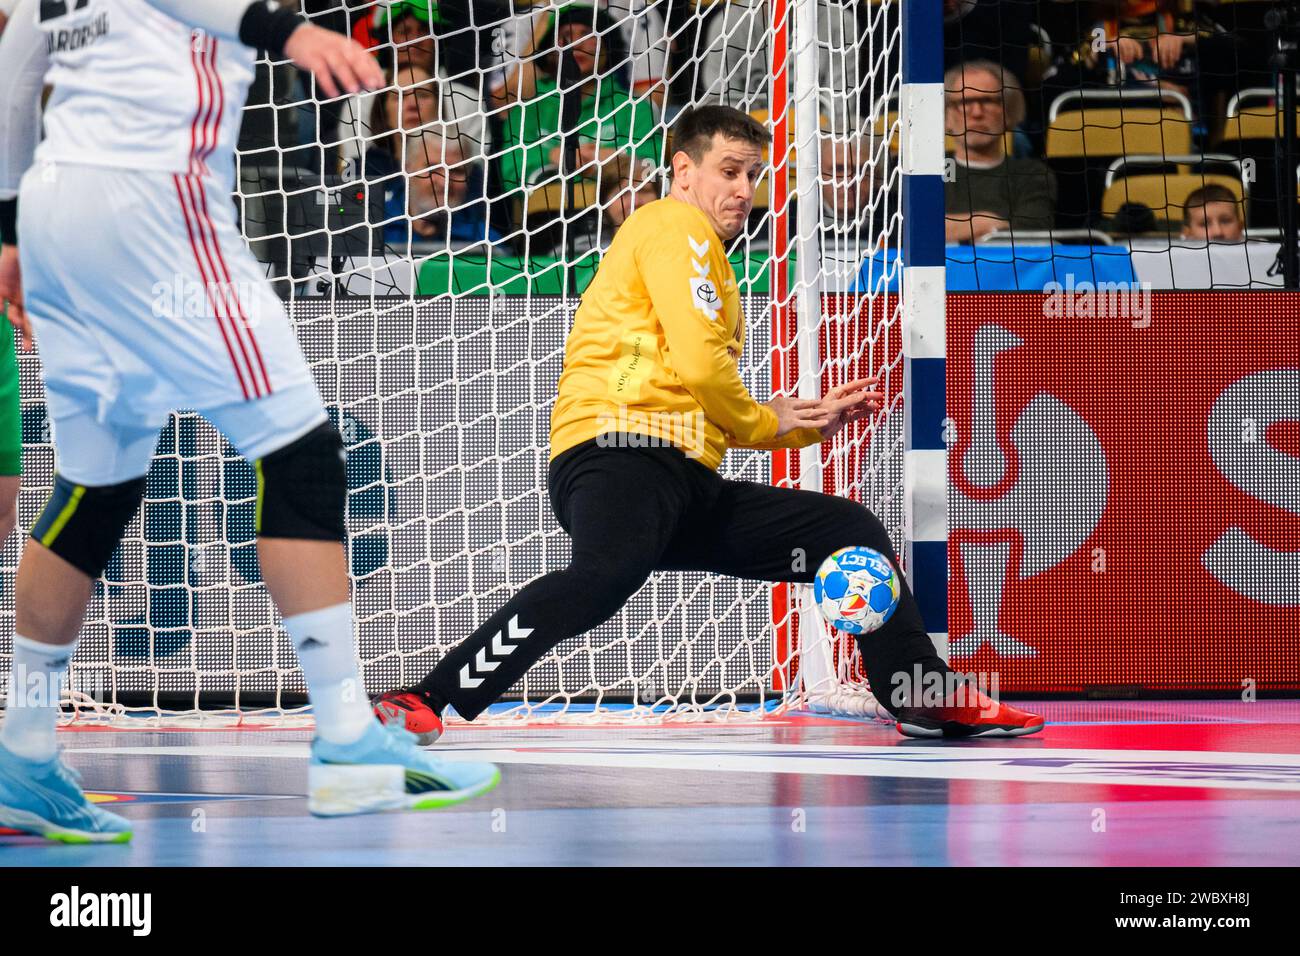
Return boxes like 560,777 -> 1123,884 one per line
0,0 -> 945,727
773,0 -> 947,716
899,0 -> 950,668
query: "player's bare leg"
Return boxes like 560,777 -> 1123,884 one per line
0,520 -> 135,843
226,422 -> 498,815
13,541 -> 93,648
258,538 -> 349,615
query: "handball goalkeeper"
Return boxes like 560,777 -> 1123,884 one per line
374,105 -> 1043,741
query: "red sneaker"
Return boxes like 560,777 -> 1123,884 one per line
894,687 -> 1044,739
371,691 -> 445,746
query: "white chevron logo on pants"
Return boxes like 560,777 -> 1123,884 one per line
459,616 -> 534,690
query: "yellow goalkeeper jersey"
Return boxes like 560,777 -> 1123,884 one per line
549,197 -> 822,471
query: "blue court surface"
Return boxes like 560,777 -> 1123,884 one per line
3,700 -> 1298,866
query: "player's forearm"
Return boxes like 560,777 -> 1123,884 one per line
732,425 -> 824,451
671,353 -> 779,446
143,0 -> 304,56
0,0 -> 47,222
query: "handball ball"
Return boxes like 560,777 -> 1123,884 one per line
813,546 -> 901,635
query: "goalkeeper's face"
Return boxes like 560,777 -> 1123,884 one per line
674,137 -> 763,240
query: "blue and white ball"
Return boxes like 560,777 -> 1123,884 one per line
813,546 -> 901,635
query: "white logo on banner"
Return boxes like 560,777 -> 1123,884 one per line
950,324 -> 1109,659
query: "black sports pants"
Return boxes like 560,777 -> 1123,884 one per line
420,435 -> 949,719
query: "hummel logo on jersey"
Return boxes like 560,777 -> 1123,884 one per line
298,636 -> 327,651
687,235 -> 720,322
459,615 -> 534,689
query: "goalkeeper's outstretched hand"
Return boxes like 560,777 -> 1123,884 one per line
814,377 -> 884,440
284,23 -> 384,99
768,394 -> 835,437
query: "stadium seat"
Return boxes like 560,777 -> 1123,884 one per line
1046,108 -> 1194,160
521,180 -> 599,218
1214,89 -> 1300,227
1100,173 -> 1245,223
1217,88 -> 1300,142
1103,153 -> 1247,191
1044,89 -> 1195,229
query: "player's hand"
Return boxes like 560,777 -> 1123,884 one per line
0,244 -> 30,352
814,376 -> 884,440
283,23 -> 384,99
767,395 -> 834,437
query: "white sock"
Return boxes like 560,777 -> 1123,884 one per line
282,603 -> 373,745
2,634 -> 76,762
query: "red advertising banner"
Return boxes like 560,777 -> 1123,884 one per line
947,292 -> 1300,693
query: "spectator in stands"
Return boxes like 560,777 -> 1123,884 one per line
1107,201 -> 1158,237
376,0 -> 440,73
491,0 -> 671,113
361,66 -> 427,183
361,65 -> 490,246
1179,185 -> 1244,243
351,58 -> 488,189
344,2 -> 490,168
363,62 -> 487,166
565,148 -> 662,255
943,60 -> 1056,244
1076,1 -> 1212,88
600,154 -> 662,236
1069,1 -> 1240,139
694,0 -> 868,132
406,132 -> 504,248
494,4 -> 661,205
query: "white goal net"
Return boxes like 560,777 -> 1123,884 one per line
3,0 -> 912,726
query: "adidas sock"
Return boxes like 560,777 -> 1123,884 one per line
2,634 -> 76,762
282,603 -> 373,745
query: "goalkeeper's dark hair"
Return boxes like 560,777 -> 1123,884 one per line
669,106 -> 771,177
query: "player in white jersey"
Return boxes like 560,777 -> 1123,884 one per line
0,0 -> 499,843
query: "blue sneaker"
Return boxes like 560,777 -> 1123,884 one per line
308,721 -> 500,817
0,743 -> 133,844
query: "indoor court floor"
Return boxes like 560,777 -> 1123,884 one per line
2,700 -> 1298,866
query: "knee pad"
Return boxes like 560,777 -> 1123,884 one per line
32,474 -> 147,578
255,422 -> 346,541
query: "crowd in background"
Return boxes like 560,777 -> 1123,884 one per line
943,0 -> 1272,245
233,0 -> 1278,264
241,0 -> 882,261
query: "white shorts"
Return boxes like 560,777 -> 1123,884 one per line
18,161 -> 327,483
